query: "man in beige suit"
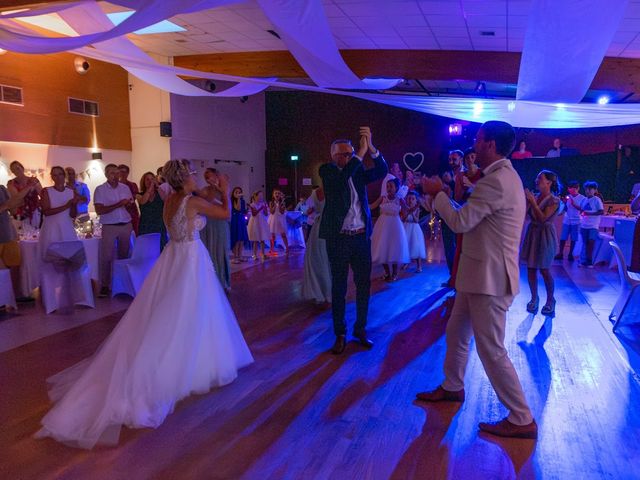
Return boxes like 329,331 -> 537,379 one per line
418,120 -> 537,439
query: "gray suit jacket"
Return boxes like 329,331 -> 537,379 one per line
434,158 -> 525,297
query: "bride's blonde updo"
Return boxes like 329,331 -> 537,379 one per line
163,159 -> 192,191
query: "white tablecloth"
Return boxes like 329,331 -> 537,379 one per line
275,211 -> 306,249
19,237 -> 100,295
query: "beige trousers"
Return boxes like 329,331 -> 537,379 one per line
442,291 -> 533,425
100,223 -> 133,289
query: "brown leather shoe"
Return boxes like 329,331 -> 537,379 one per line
416,386 -> 465,403
353,330 -> 373,349
478,417 -> 538,439
331,335 -> 346,355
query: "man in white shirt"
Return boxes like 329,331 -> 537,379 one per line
578,181 -> 604,268
419,121 -> 537,440
94,163 -> 134,297
319,127 -> 388,354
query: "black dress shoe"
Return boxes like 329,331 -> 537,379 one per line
331,335 -> 346,354
353,331 -> 373,349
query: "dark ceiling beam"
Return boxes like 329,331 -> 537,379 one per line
0,0 -> 73,10
174,50 -> 640,94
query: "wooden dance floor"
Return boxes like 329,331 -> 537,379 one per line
1,253 -> 639,479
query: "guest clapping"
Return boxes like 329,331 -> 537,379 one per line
370,178 -> 409,281
94,164 -> 134,297
136,172 -> 168,250
230,187 -> 249,263
39,166 -> 79,257
200,168 -> 231,292
247,190 -> 270,261
268,189 -> 289,257
521,170 -> 562,316
7,160 -> 42,227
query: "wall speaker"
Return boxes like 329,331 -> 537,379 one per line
160,121 -> 172,137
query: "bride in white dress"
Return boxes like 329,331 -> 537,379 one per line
36,159 -> 254,449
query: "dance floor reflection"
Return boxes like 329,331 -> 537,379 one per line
1,252 -> 639,479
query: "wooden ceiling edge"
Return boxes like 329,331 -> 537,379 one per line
0,0 -> 73,10
174,49 -> 640,93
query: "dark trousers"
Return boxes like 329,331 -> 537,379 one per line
325,233 -> 372,336
441,221 -> 457,274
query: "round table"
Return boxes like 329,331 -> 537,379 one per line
19,237 -> 101,296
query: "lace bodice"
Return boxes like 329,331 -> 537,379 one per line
380,196 -> 401,216
168,195 -> 206,242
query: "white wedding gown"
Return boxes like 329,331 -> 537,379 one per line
36,195 -> 254,449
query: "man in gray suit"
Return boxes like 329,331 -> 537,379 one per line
418,121 -> 537,439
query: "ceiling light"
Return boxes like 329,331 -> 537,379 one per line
597,95 -> 610,105
473,101 -> 484,117
106,12 -> 185,35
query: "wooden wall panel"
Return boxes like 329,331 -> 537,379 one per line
175,50 -> 640,93
0,51 -> 131,150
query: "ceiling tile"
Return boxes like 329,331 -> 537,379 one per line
430,26 -> 470,38
465,15 -> 507,27
462,1 -> 507,16
389,15 -> 429,27
417,1 -> 462,15
425,15 -> 468,27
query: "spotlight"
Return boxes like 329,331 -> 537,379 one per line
204,80 -> 216,92
507,101 -> 516,112
0,48 -> 6,55
597,95 -> 610,105
448,123 -> 462,136
473,100 -> 484,117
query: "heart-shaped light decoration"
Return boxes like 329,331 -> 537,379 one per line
402,152 -> 424,172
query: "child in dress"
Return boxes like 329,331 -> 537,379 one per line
247,190 -> 270,261
402,191 -> 426,272
370,178 -> 410,281
555,180 -> 585,261
578,181 -> 604,268
268,189 -> 289,256
230,187 -> 249,263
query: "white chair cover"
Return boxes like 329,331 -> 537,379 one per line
609,241 -> 640,331
41,241 -> 95,314
0,268 -> 17,309
111,233 -> 161,297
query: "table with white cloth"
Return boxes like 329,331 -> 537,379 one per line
275,211 -> 306,249
551,215 -> 637,267
19,237 -> 100,296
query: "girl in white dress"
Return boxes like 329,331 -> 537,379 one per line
268,189 -> 288,256
247,190 -> 270,261
39,166 -> 78,257
402,191 -> 427,272
302,187 -> 331,303
370,178 -> 410,281
35,160 -> 253,449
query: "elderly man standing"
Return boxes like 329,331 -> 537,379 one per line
418,121 -> 537,439
94,164 -> 134,297
319,127 -> 387,354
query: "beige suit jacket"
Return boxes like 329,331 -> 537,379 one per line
434,158 -> 525,297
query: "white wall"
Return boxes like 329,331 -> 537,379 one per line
169,81 -> 266,195
128,54 -> 172,184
